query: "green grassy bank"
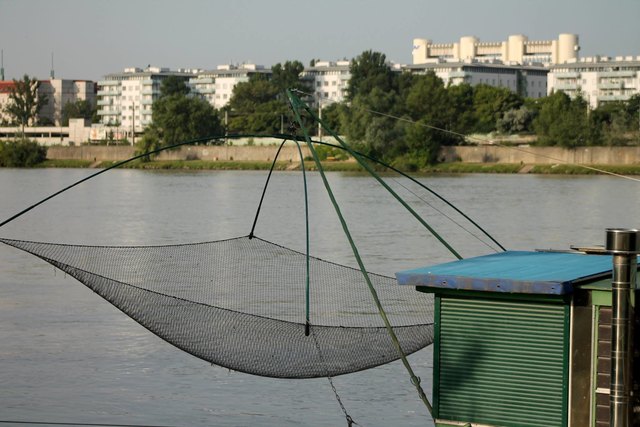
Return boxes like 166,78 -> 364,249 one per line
29,159 -> 640,175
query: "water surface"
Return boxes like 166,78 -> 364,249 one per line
0,169 -> 637,426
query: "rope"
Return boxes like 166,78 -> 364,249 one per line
0,133 -> 292,230
365,108 -> 640,183
311,140 -> 505,252
310,328 -> 359,426
249,139 -> 288,238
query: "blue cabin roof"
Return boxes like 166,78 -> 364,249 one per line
395,251 -> 615,295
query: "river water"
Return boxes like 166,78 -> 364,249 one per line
0,168 -> 638,427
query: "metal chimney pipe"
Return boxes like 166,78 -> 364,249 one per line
606,228 -> 640,427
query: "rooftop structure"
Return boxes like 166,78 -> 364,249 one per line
413,34 -> 579,66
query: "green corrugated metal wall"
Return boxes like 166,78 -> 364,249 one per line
435,297 -> 568,427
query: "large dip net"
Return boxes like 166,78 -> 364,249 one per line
0,235 -> 434,378
0,91 -> 505,420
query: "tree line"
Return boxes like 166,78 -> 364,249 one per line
4,53 -> 640,167
204,50 -> 640,167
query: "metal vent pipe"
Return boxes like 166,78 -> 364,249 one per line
606,228 -> 640,427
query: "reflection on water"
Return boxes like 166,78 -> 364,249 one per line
0,169 -> 638,426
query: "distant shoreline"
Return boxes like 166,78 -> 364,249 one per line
34,159 -> 640,175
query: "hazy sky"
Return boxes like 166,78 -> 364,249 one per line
1,0 -> 639,81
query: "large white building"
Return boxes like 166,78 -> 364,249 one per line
189,64 -> 270,109
97,66 -> 198,134
39,79 -> 96,125
548,56 -> 640,108
0,79 -> 96,126
404,60 -> 549,98
412,34 -> 580,66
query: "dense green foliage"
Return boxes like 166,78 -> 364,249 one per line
61,99 -> 97,125
532,92 -> 595,147
3,75 -> 48,130
145,51 -> 640,169
0,139 -> 47,167
138,77 -> 224,155
226,61 -> 310,134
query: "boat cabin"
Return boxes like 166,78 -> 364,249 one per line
396,249 -> 640,427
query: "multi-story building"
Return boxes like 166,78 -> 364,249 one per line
97,66 -> 198,134
190,64 -> 271,109
301,60 -> 351,107
0,81 -> 15,125
0,79 -> 96,126
38,79 -> 96,125
548,56 -> 640,108
412,34 -> 580,66
404,59 -> 549,98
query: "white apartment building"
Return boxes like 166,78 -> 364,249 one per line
38,79 -> 96,125
404,60 -> 549,98
0,81 -> 16,125
301,60 -> 351,107
0,79 -> 96,126
413,34 -> 579,66
548,56 -> 640,108
190,64 -> 270,109
97,66 -> 198,134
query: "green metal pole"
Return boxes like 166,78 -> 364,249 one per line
286,89 -> 435,419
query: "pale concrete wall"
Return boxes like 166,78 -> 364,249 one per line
47,145 -> 640,166
47,145 -> 311,162
441,146 -> 640,165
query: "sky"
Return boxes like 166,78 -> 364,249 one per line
0,0 -> 639,82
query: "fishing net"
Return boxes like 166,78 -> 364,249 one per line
0,235 -> 434,379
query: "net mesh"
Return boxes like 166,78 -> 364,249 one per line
0,235 -> 434,379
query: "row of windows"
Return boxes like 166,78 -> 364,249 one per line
316,80 -> 342,87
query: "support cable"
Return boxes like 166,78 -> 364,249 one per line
365,108 -> 640,183
249,139 -> 288,238
0,133 -> 282,230
311,140 -> 505,252
290,90 -> 462,260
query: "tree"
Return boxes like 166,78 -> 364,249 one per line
160,75 -> 190,97
271,60 -> 307,94
226,75 -> 284,133
61,99 -> 97,125
0,139 -> 47,166
226,62 -> 309,134
4,74 -> 48,135
533,91 -> 597,147
342,87 -> 406,160
497,106 -> 535,134
347,50 -> 395,100
138,78 -> 223,154
471,84 -> 522,133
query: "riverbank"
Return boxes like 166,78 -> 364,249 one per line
37,158 -> 640,175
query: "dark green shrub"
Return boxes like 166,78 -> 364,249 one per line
0,139 -> 47,167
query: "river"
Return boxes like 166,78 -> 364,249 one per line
0,168 -> 638,427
